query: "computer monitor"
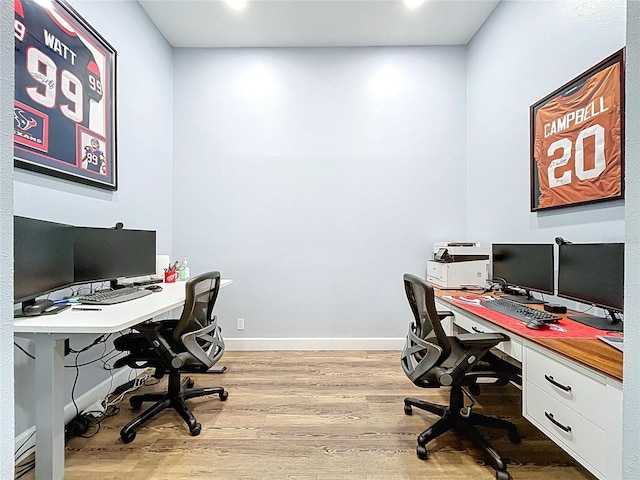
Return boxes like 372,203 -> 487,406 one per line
557,243 -> 624,332
14,216 -> 75,306
73,227 -> 157,285
491,243 -> 554,304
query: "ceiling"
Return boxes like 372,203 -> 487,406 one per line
139,0 -> 500,48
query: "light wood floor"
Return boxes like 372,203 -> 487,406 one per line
26,351 -> 595,479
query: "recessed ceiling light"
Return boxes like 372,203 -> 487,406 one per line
404,0 -> 426,9
226,0 -> 247,11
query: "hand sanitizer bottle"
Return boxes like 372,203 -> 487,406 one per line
182,257 -> 190,280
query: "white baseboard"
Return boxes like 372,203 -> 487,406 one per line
224,337 -> 405,351
14,367 -> 135,464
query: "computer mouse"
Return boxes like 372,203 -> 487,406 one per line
526,320 -> 545,330
145,285 -> 163,292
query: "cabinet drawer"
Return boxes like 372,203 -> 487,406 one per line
525,382 -> 606,476
525,348 -> 608,427
453,313 -> 522,362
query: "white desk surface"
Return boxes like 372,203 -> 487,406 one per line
14,279 -> 233,335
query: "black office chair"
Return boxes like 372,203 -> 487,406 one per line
114,271 -> 228,443
400,273 -> 522,480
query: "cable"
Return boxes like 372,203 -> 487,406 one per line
13,342 -> 35,360
68,334 -> 112,418
14,430 -> 35,460
15,459 -> 35,479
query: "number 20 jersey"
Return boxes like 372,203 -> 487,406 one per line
533,62 -> 621,209
14,0 -> 103,165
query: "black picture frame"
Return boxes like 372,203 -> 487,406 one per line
530,49 -> 624,212
14,0 -> 117,190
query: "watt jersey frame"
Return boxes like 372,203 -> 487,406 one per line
14,0 -> 118,190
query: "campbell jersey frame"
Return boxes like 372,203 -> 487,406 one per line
530,49 -> 624,212
14,0 -> 117,190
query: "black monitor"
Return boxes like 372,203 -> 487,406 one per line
73,227 -> 156,285
557,243 -> 624,332
14,216 -> 75,306
491,243 -> 554,304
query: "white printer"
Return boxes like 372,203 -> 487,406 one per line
426,242 -> 489,289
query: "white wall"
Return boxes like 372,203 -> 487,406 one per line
0,0 -> 15,477
466,0 -> 626,244
172,47 -> 468,339
13,0 -> 174,434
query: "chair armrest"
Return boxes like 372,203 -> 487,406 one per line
455,332 -> 509,348
134,322 -> 183,368
181,321 -> 224,368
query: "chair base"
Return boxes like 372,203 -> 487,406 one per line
404,387 -> 520,480
120,370 -> 228,443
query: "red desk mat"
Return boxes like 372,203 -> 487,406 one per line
441,295 -> 618,339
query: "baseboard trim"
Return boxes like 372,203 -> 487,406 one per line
224,337 -> 405,351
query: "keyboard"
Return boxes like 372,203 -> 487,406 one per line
480,298 -> 561,324
78,287 -> 152,305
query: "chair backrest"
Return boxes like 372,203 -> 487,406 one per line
173,271 -> 221,342
403,273 -> 451,360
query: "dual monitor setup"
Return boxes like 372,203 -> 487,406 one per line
492,241 -> 624,332
14,216 -> 157,315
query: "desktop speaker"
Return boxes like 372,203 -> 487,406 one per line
544,303 -> 567,314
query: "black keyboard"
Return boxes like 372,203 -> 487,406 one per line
481,298 -> 561,324
78,287 -> 152,305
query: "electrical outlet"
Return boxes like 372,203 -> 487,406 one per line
236,318 -> 245,330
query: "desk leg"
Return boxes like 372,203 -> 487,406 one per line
33,335 -> 66,480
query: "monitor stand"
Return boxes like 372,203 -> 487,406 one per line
568,312 -> 623,332
501,292 -> 546,305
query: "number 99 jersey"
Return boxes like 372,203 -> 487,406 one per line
533,62 -> 621,210
14,0 -> 103,166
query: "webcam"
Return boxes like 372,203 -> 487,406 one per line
555,236 -> 572,246
113,222 -> 124,229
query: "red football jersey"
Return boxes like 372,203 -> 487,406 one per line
534,62 -> 621,209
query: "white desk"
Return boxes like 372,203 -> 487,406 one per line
14,279 -> 232,480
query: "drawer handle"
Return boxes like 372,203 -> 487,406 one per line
544,374 -> 572,392
472,326 -> 486,334
544,412 -> 572,433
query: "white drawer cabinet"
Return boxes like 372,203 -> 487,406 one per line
523,346 -> 622,479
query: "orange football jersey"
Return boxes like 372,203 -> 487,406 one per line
534,62 -> 621,209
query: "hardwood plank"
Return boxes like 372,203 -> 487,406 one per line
20,351 -> 595,479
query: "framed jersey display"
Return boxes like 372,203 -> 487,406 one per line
14,0 -> 117,190
530,50 -> 624,211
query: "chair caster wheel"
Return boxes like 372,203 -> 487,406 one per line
130,398 -> 142,410
219,391 -> 229,401
495,470 -> 511,480
416,444 -> 428,460
404,404 -> 413,415
190,423 -> 201,436
508,430 -> 521,444
121,430 -> 136,443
